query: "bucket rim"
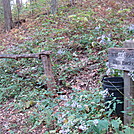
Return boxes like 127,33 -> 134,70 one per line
102,76 -> 124,83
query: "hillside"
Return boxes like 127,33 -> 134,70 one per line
0,0 -> 134,133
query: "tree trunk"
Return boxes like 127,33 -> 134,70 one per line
16,0 -> 22,8
51,0 -> 57,14
70,0 -> 75,6
29,0 -> 36,16
16,0 -> 22,27
2,0 -> 14,31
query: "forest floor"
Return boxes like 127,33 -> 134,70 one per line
0,18 -> 101,134
0,0 -> 134,133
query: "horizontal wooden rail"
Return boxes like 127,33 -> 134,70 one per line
0,51 -> 52,59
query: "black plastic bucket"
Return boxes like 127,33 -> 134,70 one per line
102,85 -> 124,97
102,77 -> 124,89
102,76 -> 124,116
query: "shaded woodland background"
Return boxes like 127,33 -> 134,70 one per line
0,0 -> 134,133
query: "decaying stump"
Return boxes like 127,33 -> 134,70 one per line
0,51 -> 56,92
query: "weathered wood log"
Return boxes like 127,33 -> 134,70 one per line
41,54 -> 56,92
0,51 -> 52,59
0,51 -> 56,92
123,40 -> 134,125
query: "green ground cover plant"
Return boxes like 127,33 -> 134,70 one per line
0,0 -> 134,133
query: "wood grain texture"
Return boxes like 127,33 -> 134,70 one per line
108,48 -> 134,71
123,40 -> 134,125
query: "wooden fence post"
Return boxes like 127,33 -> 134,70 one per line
40,53 -> 56,92
123,40 -> 134,125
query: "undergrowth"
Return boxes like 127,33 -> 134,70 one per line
0,0 -> 134,133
